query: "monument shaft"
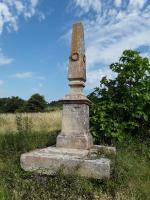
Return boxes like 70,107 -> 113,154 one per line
56,22 -> 93,149
68,23 -> 86,82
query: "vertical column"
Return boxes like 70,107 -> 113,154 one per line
56,22 -> 93,150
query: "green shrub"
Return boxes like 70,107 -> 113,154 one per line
88,50 -> 150,144
24,94 -> 47,113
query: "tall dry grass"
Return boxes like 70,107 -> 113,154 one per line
0,111 -> 61,134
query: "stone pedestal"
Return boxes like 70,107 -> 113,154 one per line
56,98 -> 93,149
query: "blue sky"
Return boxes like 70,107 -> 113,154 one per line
0,0 -> 150,101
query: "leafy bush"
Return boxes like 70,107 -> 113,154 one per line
88,50 -> 150,144
24,93 -> 47,113
0,97 -> 25,113
0,94 -> 63,113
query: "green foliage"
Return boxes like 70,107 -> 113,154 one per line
0,97 -> 25,113
0,94 -> 51,113
100,138 -> 150,200
88,50 -> 150,143
0,95 -> 63,114
24,93 -> 47,112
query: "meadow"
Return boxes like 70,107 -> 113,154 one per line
0,111 -> 149,200
0,111 -> 61,135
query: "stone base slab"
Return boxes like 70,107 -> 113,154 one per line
20,146 -> 112,179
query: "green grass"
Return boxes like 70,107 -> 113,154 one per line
0,130 -> 149,200
0,114 -> 149,199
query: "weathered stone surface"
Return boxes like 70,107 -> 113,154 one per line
56,22 -> 93,149
56,103 -> 93,149
20,147 -> 110,179
22,147 -> 89,159
62,93 -> 91,104
68,22 -> 86,82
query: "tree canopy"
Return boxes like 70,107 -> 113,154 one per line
0,97 -> 25,113
88,50 -> 150,144
0,94 -> 48,113
24,93 -> 47,112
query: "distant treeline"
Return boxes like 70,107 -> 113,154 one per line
0,93 -> 63,113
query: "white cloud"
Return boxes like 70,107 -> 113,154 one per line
72,0 -> 150,88
0,80 -> 4,86
14,1 -> 24,13
87,68 -> 117,89
31,82 -> 43,94
31,0 -> 39,7
36,76 -> 46,80
38,12 -> 46,21
0,2 -> 18,33
141,52 -> 150,59
129,0 -> 146,9
86,26 -> 150,66
32,88 -> 39,93
115,0 -> 122,7
10,72 -> 33,79
0,50 -> 14,65
10,72 -> 46,80
74,0 -> 101,13
0,0 -> 40,34
39,83 -> 43,88
0,1 -> 41,69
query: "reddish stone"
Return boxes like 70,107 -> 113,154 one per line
68,22 -> 86,82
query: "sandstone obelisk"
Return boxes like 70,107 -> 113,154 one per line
20,22 -> 115,179
56,22 -> 93,149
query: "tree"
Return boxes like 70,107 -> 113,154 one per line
25,93 -> 47,112
0,97 -> 25,113
88,50 -> 150,144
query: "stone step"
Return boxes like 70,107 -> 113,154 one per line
20,147 -> 111,179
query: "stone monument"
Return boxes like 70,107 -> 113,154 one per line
20,22 -> 116,179
56,23 -> 93,150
